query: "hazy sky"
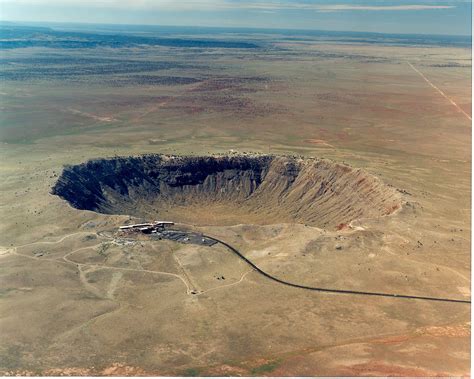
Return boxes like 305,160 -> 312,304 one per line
0,0 -> 471,35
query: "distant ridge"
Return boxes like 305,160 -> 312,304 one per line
2,21 -> 470,47
0,23 -> 259,49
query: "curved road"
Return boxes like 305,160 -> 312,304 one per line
12,228 -> 468,303
204,234 -> 470,305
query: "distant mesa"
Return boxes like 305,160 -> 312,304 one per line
52,154 -> 402,229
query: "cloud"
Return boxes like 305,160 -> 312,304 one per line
310,4 -> 455,11
0,0 -> 457,12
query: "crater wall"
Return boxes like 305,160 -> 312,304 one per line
52,154 -> 402,228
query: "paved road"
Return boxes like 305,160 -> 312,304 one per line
205,234 -> 471,305
12,228 -> 468,303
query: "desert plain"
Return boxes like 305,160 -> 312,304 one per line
0,25 -> 471,376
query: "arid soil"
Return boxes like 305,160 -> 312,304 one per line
0,34 -> 470,376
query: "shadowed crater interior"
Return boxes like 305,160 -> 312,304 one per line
52,154 -> 402,228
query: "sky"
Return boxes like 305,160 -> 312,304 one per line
0,0 -> 471,35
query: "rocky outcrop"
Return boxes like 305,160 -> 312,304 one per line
52,154 -> 402,228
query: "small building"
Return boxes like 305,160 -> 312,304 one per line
119,221 -> 174,234
153,221 -> 174,228
119,223 -> 153,230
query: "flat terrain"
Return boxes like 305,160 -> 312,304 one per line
0,25 -> 471,376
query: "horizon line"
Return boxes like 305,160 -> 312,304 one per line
1,18 -> 471,39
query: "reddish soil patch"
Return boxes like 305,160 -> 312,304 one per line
337,361 -> 449,377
